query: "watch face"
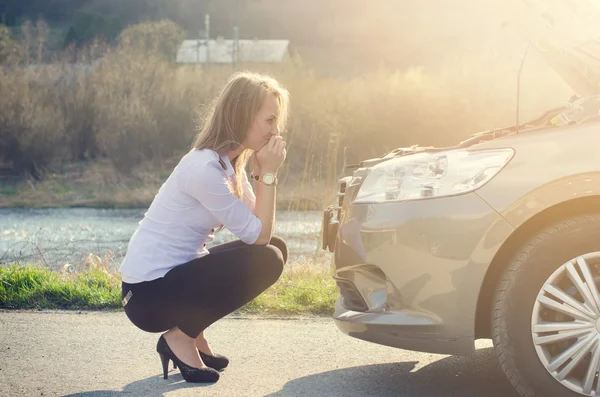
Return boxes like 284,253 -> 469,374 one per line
263,174 -> 275,185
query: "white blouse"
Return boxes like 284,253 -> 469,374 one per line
119,148 -> 262,283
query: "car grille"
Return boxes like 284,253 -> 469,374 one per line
335,173 -> 365,219
335,177 -> 350,220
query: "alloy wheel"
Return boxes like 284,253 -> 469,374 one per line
532,252 -> 600,396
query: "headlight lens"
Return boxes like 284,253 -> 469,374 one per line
354,148 -> 514,203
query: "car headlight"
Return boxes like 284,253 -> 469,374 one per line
354,148 -> 514,203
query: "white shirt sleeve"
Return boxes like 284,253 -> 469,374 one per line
180,158 -> 262,244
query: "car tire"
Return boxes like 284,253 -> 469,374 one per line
492,214 -> 600,397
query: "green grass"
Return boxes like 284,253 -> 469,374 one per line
0,264 -> 339,315
240,265 -> 338,315
0,186 -> 18,196
0,265 -> 121,310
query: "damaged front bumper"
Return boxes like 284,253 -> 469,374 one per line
321,176 -> 513,356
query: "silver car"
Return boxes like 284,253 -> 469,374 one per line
321,2 -> 600,396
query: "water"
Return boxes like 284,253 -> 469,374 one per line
0,208 -> 326,271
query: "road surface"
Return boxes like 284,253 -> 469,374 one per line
0,310 -> 519,397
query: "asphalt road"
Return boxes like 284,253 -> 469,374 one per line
0,310 -> 520,397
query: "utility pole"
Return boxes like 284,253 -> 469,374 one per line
233,26 -> 239,65
205,14 -> 210,67
196,30 -> 200,66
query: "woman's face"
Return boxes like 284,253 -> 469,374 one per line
242,93 -> 280,151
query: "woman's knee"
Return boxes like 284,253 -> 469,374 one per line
269,235 -> 288,264
259,244 -> 284,283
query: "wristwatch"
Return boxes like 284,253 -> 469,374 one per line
251,172 -> 277,186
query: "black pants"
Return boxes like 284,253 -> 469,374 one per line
121,236 -> 287,338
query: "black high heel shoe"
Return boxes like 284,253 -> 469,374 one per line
156,335 -> 220,383
174,350 -> 229,371
200,351 -> 229,371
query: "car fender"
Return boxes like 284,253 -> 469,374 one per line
463,173 -> 600,341
482,172 -> 600,228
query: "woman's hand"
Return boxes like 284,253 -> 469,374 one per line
255,136 -> 286,174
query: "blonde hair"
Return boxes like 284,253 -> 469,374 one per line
192,71 -> 290,198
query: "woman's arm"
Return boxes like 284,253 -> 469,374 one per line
181,159 -> 263,245
181,137 -> 285,246
251,178 -> 276,245
251,136 -> 286,245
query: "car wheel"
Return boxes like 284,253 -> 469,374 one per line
492,214 -> 600,397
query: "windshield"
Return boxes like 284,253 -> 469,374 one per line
487,0 -> 600,96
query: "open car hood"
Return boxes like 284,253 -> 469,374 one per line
487,0 -> 600,96
348,1 -> 600,171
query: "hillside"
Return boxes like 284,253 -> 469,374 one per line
0,0 -> 579,209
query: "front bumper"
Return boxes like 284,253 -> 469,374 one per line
324,192 -> 514,356
333,299 -> 474,356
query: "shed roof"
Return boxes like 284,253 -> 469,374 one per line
176,39 -> 289,64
